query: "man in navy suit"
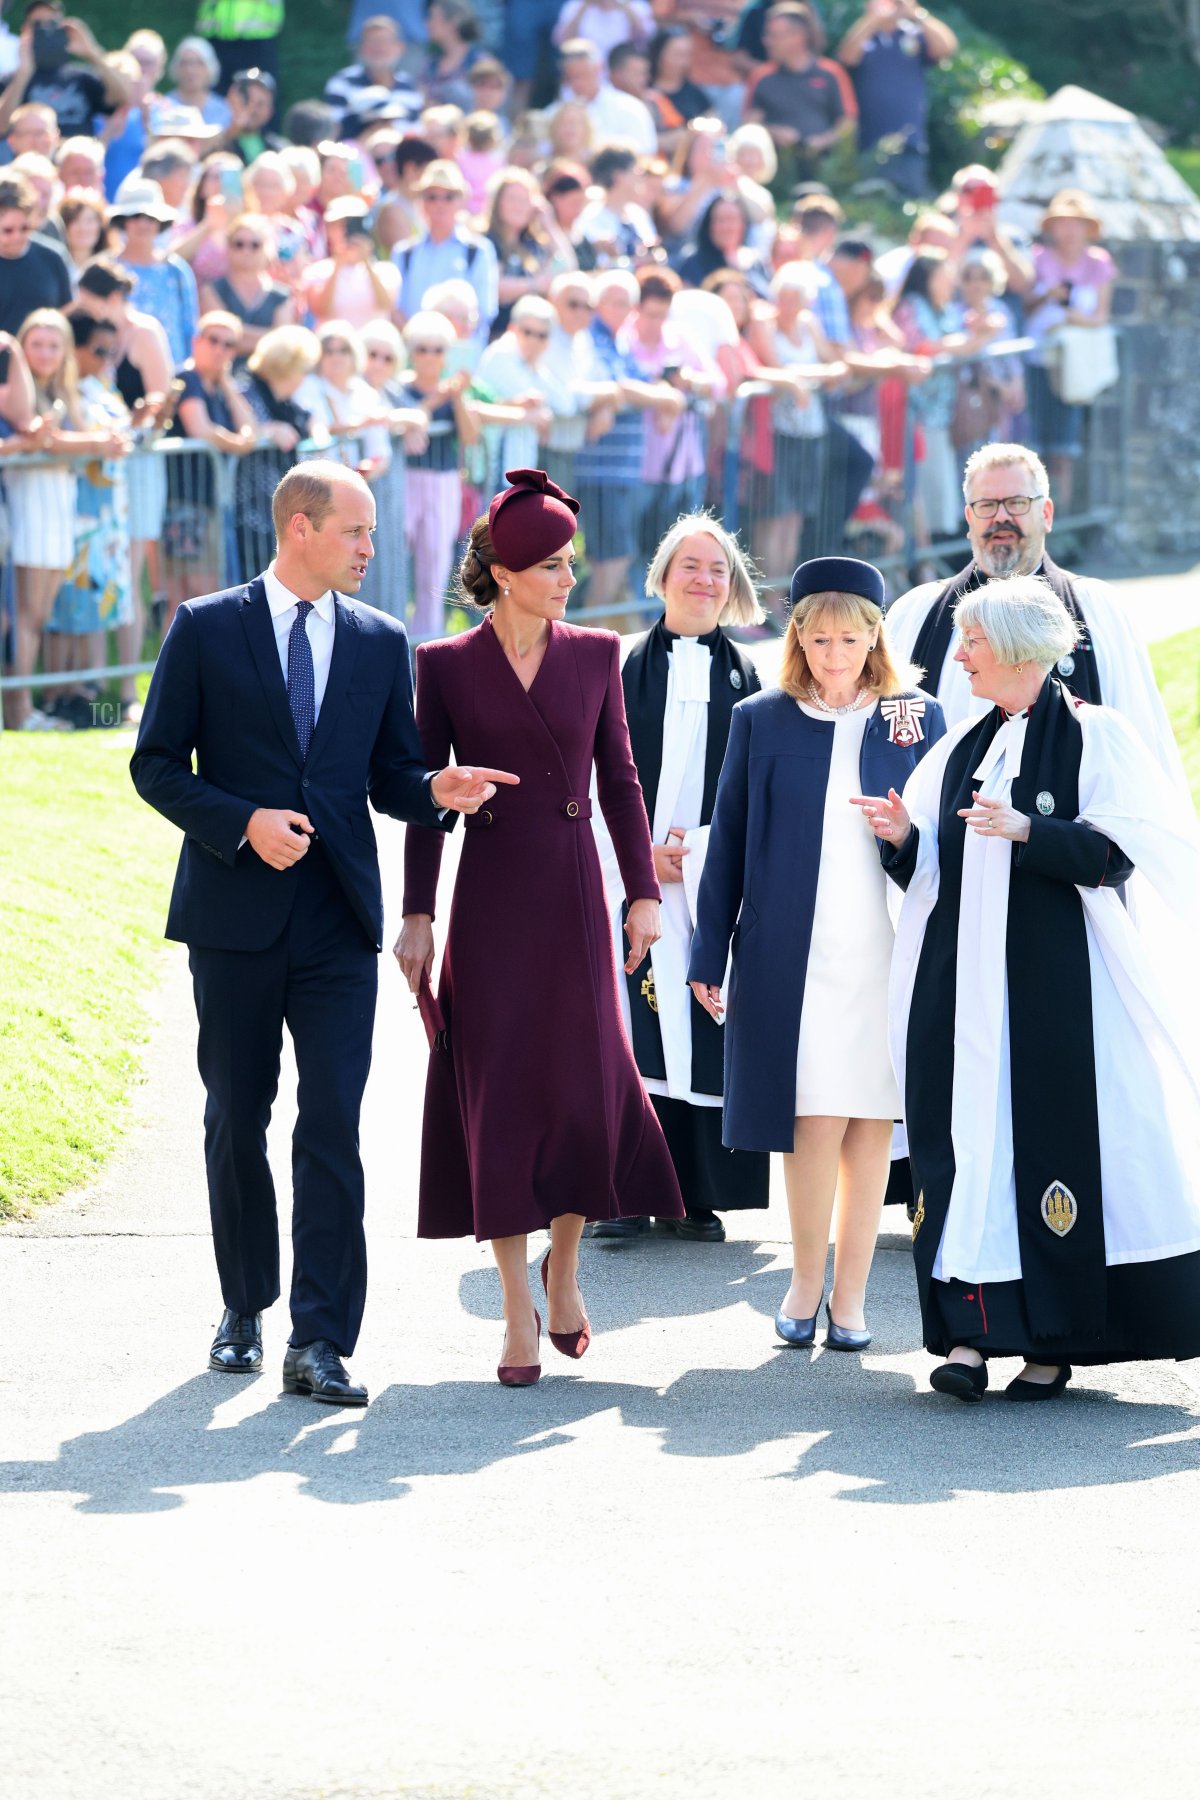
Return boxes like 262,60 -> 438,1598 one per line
131,461 -> 515,1405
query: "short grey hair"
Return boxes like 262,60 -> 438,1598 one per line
169,35 -> 221,85
954,576 -> 1077,671
550,269 -> 594,302
645,513 -> 765,629
962,440 -> 1049,500
594,268 -> 639,304
511,294 -> 555,326
959,248 -> 1006,295
771,258 -> 822,303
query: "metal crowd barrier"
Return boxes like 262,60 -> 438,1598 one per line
1,342 -> 1131,708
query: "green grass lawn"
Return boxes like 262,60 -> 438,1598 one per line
0,731 -> 178,1218
1150,626 -> 1200,804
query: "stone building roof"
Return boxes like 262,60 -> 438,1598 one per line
996,85 -> 1200,243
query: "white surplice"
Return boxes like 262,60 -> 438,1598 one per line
888,700 -> 1200,1284
594,634 -> 721,1107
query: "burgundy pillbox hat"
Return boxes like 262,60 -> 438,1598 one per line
488,468 -> 580,572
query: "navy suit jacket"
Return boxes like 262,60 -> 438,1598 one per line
130,577 -> 451,952
687,687 -> 945,1150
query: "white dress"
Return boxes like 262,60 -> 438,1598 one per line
794,698 -> 900,1118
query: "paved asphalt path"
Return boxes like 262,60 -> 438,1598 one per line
4,570 -> 1200,1800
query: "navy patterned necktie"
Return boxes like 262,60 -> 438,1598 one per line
286,600 -> 316,759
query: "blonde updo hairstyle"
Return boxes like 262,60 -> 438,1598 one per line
780,591 -> 919,700
458,513 -> 503,611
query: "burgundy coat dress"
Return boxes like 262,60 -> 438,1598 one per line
404,616 -> 686,1240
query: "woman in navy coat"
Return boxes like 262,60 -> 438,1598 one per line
397,470 -> 684,1387
688,557 -> 944,1353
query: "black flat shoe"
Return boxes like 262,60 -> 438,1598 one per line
282,1340 -> 368,1406
208,1307 -> 262,1373
929,1359 -> 988,1401
823,1302 -> 871,1352
588,1216 -> 648,1240
775,1297 -> 821,1349
661,1212 -> 726,1243
1005,1364 -> 1072,1402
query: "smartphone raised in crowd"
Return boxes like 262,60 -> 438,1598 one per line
218,166 -> 244,208
32,20 -> 69,73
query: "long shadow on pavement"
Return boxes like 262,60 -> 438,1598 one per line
2,1356 -> 1196,1514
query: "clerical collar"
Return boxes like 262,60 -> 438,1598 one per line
659,618 -> 722,649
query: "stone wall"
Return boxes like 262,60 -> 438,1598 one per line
1107,242 -> 1200,555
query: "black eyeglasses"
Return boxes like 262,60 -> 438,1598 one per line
966,494 -> 1046,520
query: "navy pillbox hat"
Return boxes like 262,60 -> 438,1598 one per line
789,555 -> 885,612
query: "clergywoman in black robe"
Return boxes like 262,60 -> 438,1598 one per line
858,575 -> 1200,1403
592,514 -> 770,1242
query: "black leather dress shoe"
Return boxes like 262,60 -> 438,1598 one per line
661,1211 -> 726,1243
929,1358 -> 988,1401
1005,1363 -> 1072,1402
282,1340 -> 368,1406
588,1215 -> 649,1240
208,1307 -> 263,1373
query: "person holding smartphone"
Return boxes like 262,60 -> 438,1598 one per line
837,0 -> 958,198
0,4 -> 131,140
299,198 -> 400,327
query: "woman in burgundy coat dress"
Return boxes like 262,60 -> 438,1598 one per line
396,469 -> 685,1386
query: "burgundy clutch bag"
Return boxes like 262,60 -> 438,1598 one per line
416,971 -> 448,1051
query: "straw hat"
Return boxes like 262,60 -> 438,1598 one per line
1040,189 -> 1103,238
416,158 -> 467,196
110,175 -> 176,226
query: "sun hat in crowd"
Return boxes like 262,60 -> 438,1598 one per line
1040,189 -> 1103,239
147,102 -> 221,142
109,174 -> 176,226
416,158 -> 467,195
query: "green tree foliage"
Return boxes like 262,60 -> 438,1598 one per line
951,0 -> 1200,139
823,2 -> 1042,195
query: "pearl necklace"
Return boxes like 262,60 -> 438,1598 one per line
806,680 -> 870,716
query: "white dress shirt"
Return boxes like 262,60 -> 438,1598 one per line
263,561 -> 337,721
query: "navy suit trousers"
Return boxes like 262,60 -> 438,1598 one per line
189,843 -> 377,1355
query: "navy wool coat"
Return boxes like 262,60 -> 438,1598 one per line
687,687 -> 945,1151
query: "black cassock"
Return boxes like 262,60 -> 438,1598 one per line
885,678 -> 1200,1363
608,619 -> 770,1214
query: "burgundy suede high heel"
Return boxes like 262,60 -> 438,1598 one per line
497,1312 -> 541,1387
541,1249 -> 592,1359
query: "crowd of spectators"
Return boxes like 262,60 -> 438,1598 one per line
0,0 -> 1117,731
